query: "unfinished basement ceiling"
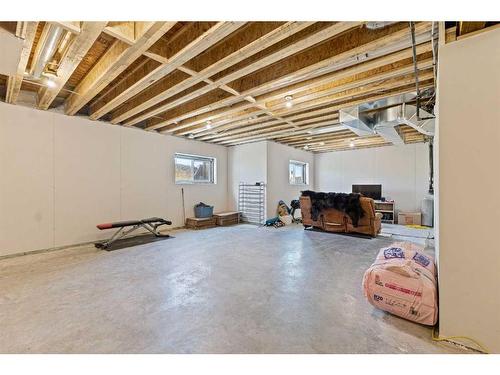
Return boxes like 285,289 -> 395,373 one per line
0,21 -> 495,152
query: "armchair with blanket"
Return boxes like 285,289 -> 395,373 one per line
300,191 -> 382,237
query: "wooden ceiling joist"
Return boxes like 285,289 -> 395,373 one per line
5,21 -> 38,104
199,56 -> 432,140
103,22 -> 136,43
458,22 -> 487,36
49,21 -> 81,34
64,22 -> 177,115
122,22 -> 363,129
272,70 -> 434,117
82,22 -> 246,119
223,81 -> 434,146
211,115 -> 341,144
175,44 -> 432,138
185,67 -> 433,144
38,22 -> 108,110
150,101 -> 261,134
200,112 -> 340,142
109,22 -> 314,124
148,22 -> 433,134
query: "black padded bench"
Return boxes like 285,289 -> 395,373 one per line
95,217 -> 172,249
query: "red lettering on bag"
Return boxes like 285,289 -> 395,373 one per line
384,283 -> 422,296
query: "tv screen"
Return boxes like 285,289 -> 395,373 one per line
352,184 -> 382,200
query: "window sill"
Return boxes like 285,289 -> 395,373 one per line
175,182 -> 216,185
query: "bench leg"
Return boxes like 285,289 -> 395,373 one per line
142,223 -> 171,237
96,225 -> 141,249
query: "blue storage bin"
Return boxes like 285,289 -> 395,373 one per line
194,202 -> 214,218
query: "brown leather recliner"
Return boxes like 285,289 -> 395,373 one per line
300,195 -> 382,237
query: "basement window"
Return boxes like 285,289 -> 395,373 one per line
289,160 -> 309,185
175,153 -> 216,184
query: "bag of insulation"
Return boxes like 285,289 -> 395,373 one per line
362,241 -> 438,325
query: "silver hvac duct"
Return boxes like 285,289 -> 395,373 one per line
29,24 -> 64,79
365,22 -> 397,30
339,92 -> 435,145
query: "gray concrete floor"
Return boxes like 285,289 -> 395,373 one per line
0,224 -> 462,353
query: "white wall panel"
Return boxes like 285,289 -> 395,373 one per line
0,103 -> 54,256
315,143 -> 430,217
0,102 -> 228,255
53,116 -> 121,247
227,141 -> 267,212
438,28 -> 500,353
120,128 -> 169,221
266,141 -> 314,218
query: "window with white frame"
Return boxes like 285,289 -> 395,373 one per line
289,160 -> 309,185
174,153 -> 216,184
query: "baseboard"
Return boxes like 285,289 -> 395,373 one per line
0,226 -> 185,260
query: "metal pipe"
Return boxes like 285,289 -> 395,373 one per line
409,22 -> 435,121
431,22 -> 437,84
409,22 -> 421,119
30,24 -> 64,78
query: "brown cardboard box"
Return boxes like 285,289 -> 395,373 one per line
398,212 -> 422,225
214,211 -> 240,226
186,216 -> 216,229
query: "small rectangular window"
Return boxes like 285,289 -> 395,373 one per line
175,153 -> 216,184
289,160 -> 309,185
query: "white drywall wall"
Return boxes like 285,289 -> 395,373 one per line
266,141 -> 314,218
437,28 -> 500,353
227,141 -> 267,211
0,104 -> 55,253
227,141 -> 314,219
53,115 -> 121,247
0,102 -> 228,256
314,143 -> 430,217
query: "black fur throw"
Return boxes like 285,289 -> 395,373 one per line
301,190 -> 365,226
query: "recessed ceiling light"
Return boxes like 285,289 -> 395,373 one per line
46,79 -> 56,88
304,145 -> 309,150
284,95 -> 293,108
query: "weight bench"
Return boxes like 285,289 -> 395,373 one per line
95,217 -> 172,249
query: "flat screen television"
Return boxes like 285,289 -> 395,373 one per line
352,184 -> 382,200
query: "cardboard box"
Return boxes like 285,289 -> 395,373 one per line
186,216 -> 216,229
214,211 -> 240,226
398,212 -> 422,225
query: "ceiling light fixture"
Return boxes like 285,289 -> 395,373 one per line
349,140 -> 355,148
284,95 -> 293,108
188,133 -> 195,139
303,145 -> 309,150
46,79 -> 56,88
